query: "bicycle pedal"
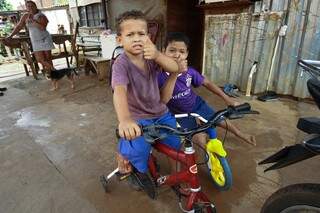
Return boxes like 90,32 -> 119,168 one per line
115,172 -> 131,181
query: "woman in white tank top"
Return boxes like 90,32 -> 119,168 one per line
6,0 -> 54,76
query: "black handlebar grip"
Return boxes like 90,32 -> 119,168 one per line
115,125 -> 144,139
233,103 -> 251,112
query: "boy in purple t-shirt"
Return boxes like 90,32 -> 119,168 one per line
112,11 -> 185,176
158,32 -> 256,146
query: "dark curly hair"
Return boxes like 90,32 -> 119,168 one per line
165,32 -> 190,50
115,10 -> 147,35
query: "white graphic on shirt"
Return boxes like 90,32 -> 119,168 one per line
172,88 -> 191,99
186,74 -> 192,87
171,74 -> 193,100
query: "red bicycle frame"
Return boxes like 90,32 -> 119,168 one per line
148,141 -> 212,211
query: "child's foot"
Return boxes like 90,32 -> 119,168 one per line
0,92 -> 3,96
237,132 -> 256,146
243,135 -> 256,146
50,87 -> 58,91
0,87 -> 7,92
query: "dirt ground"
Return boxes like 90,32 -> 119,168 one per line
0,71 -> 319,213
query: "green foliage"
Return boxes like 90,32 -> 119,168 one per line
0,0 -> 13,11
0,22 -> 14,36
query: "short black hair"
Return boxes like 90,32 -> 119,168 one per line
165,32 -> 190,50
115,10 -> 147,35
26,1 -> 38,8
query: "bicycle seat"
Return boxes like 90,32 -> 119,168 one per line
297,117 -> 320,134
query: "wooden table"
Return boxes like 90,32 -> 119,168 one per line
0,34 -> 76,80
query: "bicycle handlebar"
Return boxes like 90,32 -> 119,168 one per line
298,59 -> 320,79
231,102 -> 251,113
142,103 -> 254,137
116,103 -> 258,141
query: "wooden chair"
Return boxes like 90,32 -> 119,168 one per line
50,23 -> 79,69
51,37 -> 71,68
70,22 -> 79,68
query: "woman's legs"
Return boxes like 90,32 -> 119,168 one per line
34,51 -> 54,75
43,50 -> 54,68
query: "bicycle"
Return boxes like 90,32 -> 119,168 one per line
174,113 -> 232,191
100,103 -> 257,212
259,59 -> 320,213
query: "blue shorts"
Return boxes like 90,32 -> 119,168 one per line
118,112 -> 181,173
176,96 -> 217,138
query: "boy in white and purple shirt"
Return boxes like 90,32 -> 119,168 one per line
158,32 -> 256,146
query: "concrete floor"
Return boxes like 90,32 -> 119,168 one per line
0,72 -> 319,213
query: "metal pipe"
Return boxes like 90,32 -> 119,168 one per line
292,0 -> 311,93
266,28 -> 281,91
246,61 -> 258,96
239,5 -> 254,88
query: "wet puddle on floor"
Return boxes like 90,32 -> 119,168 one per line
12,109 -> 73,163
15,110 -> 51,128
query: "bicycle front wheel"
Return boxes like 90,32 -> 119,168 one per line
207,152 -> 232,191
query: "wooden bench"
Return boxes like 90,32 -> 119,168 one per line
77,35 -> 101,56
83,56 -> 110,81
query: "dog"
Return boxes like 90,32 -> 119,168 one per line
47,68 -> 79,91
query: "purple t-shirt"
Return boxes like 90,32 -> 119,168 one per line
158,67 -> 204,113
112,53 -> 168,120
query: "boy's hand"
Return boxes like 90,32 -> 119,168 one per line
226,98 -> 240,107
231,101 -> 241,106
118,119 -> 141,140
177,58 -> 188,72
143,36 -> 159,60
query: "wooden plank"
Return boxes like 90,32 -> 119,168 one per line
84,56 -> 109,63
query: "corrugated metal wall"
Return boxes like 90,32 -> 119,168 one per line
203,0 -> 320,98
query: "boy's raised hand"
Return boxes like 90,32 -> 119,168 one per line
143,36 -> 159,60
177,57 -> 188,72
118,119 -> 141,141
